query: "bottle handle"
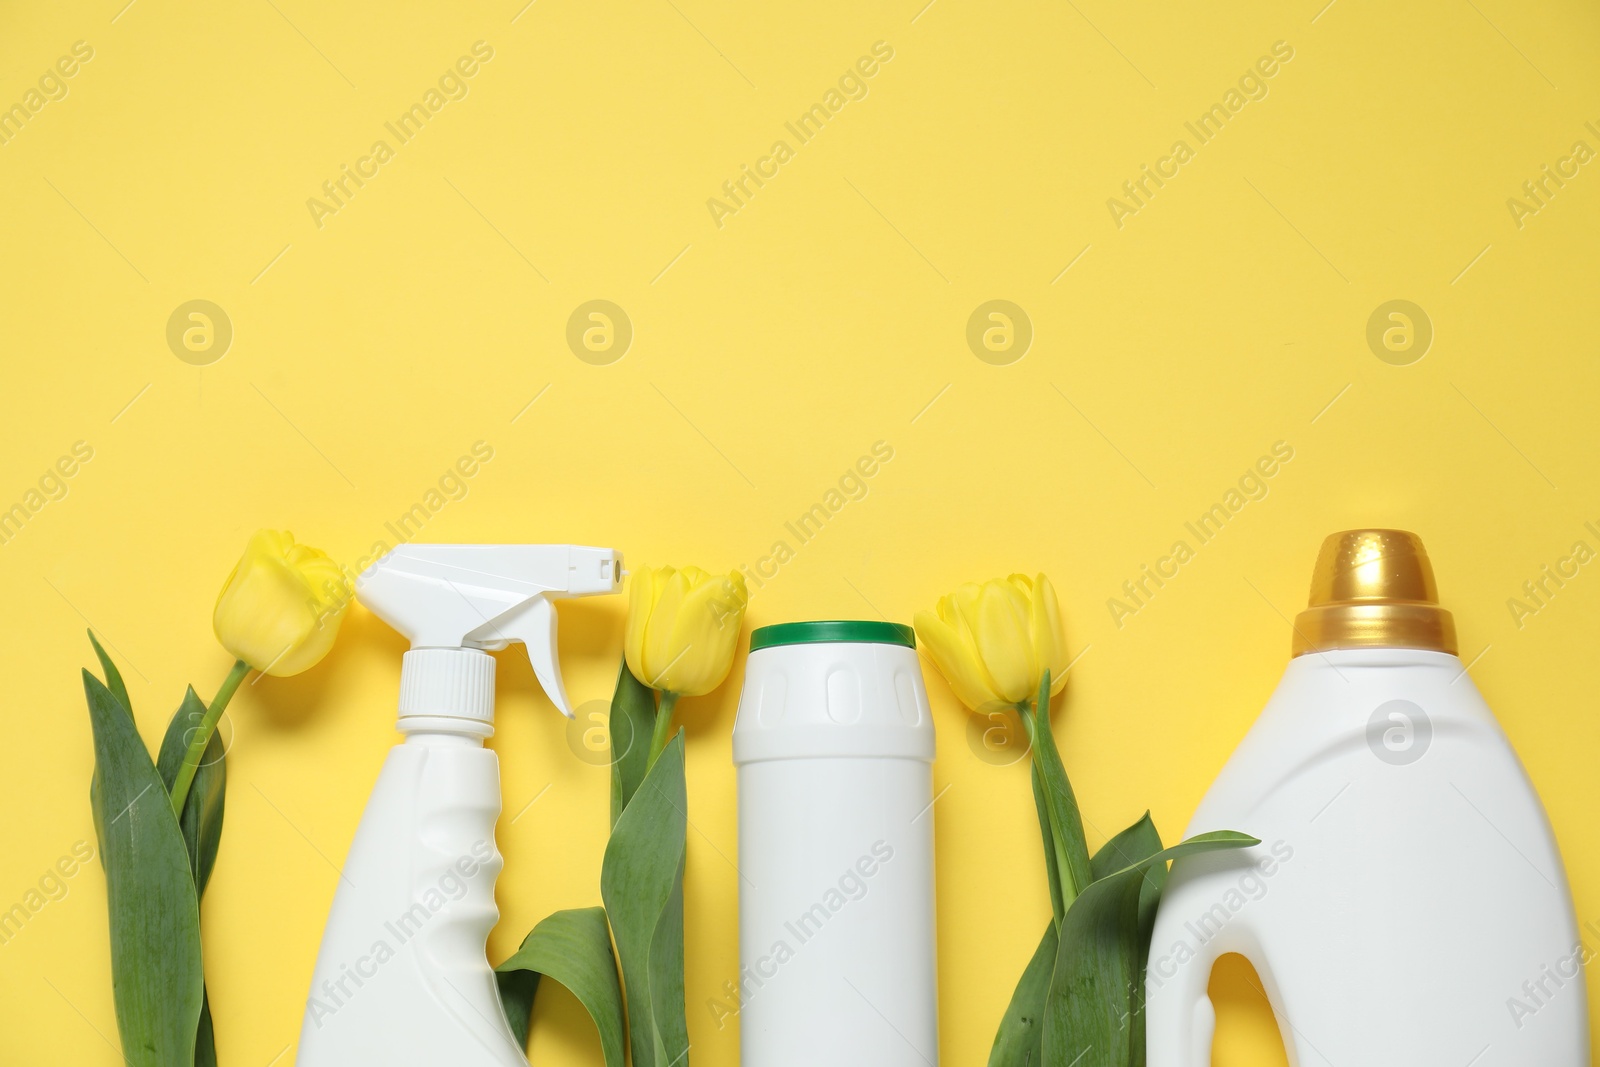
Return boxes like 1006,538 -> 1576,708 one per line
1146,936 -> 1221,1066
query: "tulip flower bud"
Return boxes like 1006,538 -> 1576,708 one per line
213,530 -> 349,677
624,565 -> 748,695
913,573 -> 1069,710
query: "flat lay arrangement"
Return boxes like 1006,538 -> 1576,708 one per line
72,528 -> 1588,1066
7,3 -> 1598,1066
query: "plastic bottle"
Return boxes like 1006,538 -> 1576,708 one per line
1146,530 -> 1588,1066
297,544 -> 623,1067
732,620 -> 940,1067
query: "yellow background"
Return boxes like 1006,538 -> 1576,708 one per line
2,0 -> 1598,1063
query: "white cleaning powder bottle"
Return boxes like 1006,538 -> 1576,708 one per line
732,621 -> 939,1066
1146,530 -> 1588,1066
298,544 -> 622,1067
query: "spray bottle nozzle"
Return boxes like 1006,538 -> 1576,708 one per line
357,544 -> 624,721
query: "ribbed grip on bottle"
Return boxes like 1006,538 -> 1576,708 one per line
398,648 -> 496,723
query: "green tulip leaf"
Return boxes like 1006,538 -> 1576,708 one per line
193,990 -> 217,1067
648,854 -> 689,1067
986,918 -> 1059,1067
494,906 -> 626,1067
1089,813 -> 1164,881
156,686 -> 228,1067
1088,812 -> 1167,1067
996,812 -> 1175,1066
601,731 -> 689,1067
87,630 -> 132,719
608,660 -> 656,830
84,669 -> 204,1067
1040,831 -> 1259,1067
156,688 -> 228,897
496,968 -> 540,1050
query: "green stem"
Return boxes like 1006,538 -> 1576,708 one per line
1031,756 -> 1066,925
169,659 -> 249,816
646,690 -> 681,770
1021,701 -> 1079,912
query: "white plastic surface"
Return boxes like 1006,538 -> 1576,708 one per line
299,543 -> 624,1066
732,639 -> 940,1066
298,732 -> 525,1066
1145,648 -> 1589,1066
398,648 -> 496,722
356,543 -> 623,719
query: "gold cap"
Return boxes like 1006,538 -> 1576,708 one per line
1291,530 -> 1457,657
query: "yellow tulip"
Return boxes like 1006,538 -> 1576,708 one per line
212,530 -> 350,677
624,565 -> 748,695
914,573 -> 1070,710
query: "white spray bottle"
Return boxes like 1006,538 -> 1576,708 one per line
1145,530 -> 1588,1066
298,544 -> 623,1067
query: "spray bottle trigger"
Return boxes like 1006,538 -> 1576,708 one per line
508,596 -> 574,719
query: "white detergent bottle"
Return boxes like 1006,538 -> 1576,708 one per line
732,620 -> 939,1067
1146,529 -> 1589,1067
298,544 -> 623,1067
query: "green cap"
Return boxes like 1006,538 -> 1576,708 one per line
748,620 -> 916,653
